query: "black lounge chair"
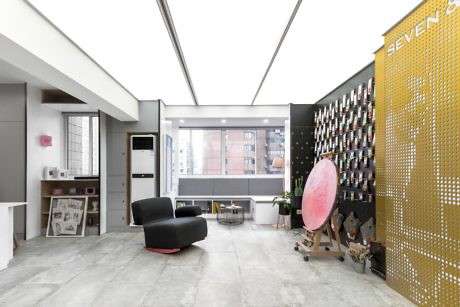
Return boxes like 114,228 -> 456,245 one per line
131,197 -> 207,253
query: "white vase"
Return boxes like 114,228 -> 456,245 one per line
92,201 -> 99,211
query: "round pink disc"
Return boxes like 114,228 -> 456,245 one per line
302,159 -> 338,231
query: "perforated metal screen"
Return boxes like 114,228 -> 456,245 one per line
376,0 -> 460,305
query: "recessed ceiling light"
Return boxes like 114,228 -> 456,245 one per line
179,119 -> 185,123
263,119 -> 269,123
221,119 -> 227,123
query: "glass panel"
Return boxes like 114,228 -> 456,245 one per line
178,127 -> 285,176
92,116 -> 99,175
67,115 -> 99,176
225,129 -> 255,175
178,129 -> 192,175
178,129 -> 222,175
67,116 -> 90,176
255,128 -> 285,174
192,130 -> 222,175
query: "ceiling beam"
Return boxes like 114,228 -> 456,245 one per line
157,0 -> 199,106
0,0 -> 139,121
251,0 -> 303,105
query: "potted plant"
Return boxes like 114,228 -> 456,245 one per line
291,176 -> 304,209
272,191 -> 292,215
348,242 -> 370,274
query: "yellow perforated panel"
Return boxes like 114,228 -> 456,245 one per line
376,0 -> 460,305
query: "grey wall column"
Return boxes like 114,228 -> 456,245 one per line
105,100 -> 160,229
0,84 -> 26,235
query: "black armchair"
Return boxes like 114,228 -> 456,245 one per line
131,197 -> 207,253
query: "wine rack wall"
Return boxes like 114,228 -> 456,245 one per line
313,67 -> 376,245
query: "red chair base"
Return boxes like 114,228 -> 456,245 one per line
146,247 -> 181,254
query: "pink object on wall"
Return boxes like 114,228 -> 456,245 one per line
302,159 -> 339,231
40,135 -> 52,147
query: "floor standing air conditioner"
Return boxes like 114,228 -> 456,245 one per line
130,135 -> 156,226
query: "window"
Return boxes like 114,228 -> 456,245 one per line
244,130 -> 254,140
225,129 -> 255,175
255,128 -> 285,175
66,114 -> 99,176
178,129 -> 222,175
244,144 -> 254,151
179,127 -> 285,176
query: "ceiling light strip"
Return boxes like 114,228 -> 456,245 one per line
156,0 -> 199,105
250,0 -> 303,105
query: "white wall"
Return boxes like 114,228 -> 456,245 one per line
26,84 -> 63,239
159,102 -> 178,201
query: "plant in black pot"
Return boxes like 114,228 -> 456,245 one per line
272,191 -> 292,215
291,176 -> 304,209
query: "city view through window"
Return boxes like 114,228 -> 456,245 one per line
179,128 -> 285,175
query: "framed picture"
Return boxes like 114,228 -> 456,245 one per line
164,134 -> 173,194
57,169 -> 69,179
44,167 -> 58,180
46,196 -> 88,238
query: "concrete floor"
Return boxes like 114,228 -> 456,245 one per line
0,221 -> 413,307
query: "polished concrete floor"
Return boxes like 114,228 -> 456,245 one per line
0,221 -> 413,307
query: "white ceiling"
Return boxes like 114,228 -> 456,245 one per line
254,0 -> 423,105
28,0 -> 194,105
167,0 -> 297,105
27,0 -> 422,106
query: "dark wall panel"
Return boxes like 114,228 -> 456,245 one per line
289,104 -> 317,228
179,178 -> 282,196
248,178 -> 283,195
213,179 -> 249,195
179,179 -> 214,195
0,84 -> 26,235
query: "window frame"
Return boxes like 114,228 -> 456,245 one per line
64,113 -> 99,177
178,127 -> 285,178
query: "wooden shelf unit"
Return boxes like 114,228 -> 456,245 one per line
41,179 -> 100,235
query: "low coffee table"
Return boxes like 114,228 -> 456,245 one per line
216,205 -> 244,225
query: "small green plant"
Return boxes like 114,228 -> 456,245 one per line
294,176 -> 304,197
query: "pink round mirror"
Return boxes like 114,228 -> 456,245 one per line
302,158 -> 338,231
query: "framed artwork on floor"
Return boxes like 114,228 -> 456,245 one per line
46,196 -> 88,238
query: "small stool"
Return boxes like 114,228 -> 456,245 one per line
276,214 -> 289,231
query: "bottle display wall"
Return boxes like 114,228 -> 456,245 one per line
313,77 -> 376,245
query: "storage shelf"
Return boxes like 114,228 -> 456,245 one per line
41,179 -> 100,236
42,211 -> 99,215
41,179 -> 99,182
42,195 -> 99,198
